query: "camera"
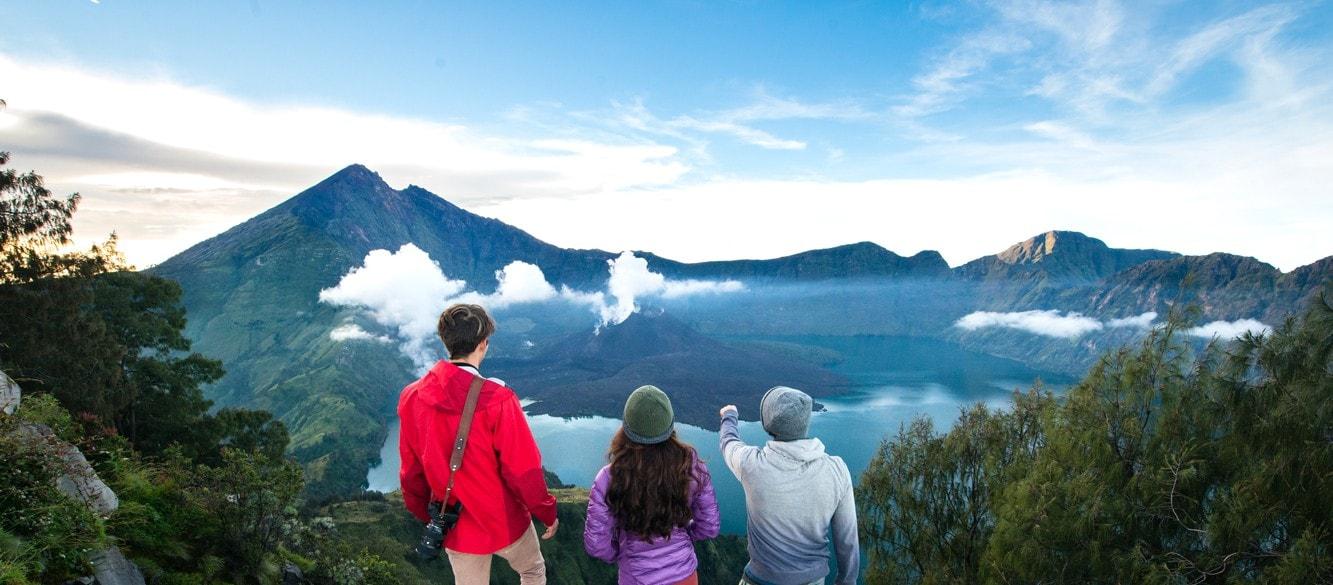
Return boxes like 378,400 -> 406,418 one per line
414,500 -> 463,560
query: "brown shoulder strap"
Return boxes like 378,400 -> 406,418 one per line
442,376 -> 485,502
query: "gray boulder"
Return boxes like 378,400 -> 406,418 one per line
0,370 -> 18,415
282,561 -> 304,585
89,547 -> 146,585
14,423 -> 119,516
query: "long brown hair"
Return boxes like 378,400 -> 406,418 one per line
606,427 -> 702,539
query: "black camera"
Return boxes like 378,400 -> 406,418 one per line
415,500 -> 463,560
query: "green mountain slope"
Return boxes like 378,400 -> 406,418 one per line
148,164 -> 1330,498
149,164 -> 954,497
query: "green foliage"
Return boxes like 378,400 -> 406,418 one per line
859,388 -> 1053,584
0,153 -> 230,459
0,155 -> 314,583
191,449 -> 304,581
858,296 -> 1333,584
0,527 -> 37,585
12,394 -> 77,444
0,150 -> 82,282
89,271 -> 226,456
0,416 -> 104,583
206,408 -> 291,465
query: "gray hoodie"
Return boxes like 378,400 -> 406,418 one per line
720,411 -> 859,585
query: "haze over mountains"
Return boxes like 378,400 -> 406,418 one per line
149,164 -> 1332,496
491,310 -> 848,429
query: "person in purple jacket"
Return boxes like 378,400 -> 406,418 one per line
585,385 -> 722,585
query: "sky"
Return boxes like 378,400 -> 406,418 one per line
1,0 -> 1330,271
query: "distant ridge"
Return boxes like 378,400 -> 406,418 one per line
644,242 -> 950,281
1081,252 -> 1327,323
957,230 -> 1179,282
145,163 -> 1331,498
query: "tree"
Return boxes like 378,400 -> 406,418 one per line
0,152 -> 263,463
859,294 -> 1333,584
858,388 -> 1053,584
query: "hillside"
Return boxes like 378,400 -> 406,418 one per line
955,231 -> 1180,309
493,311 -> 849,429
642,242 -> 950,281
146,163 -> 1331,498
148,165 -> 941,496
1080,252 -> 1330,323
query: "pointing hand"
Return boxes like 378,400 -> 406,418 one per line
720,405 -> 738,418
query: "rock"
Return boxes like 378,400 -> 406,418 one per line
88,547 -> 146,585
0,370 -> 18,415
14,422 -> 119,516
282,561 -> 304,585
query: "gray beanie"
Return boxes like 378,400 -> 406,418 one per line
623,385 -> 674,444
760,386 -> 812,441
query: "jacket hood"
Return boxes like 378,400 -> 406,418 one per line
418,361 -> 502,412
764,437 -> 828,468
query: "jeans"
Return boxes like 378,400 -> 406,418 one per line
446,523 -> 546,585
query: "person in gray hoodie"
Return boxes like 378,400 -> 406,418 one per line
720,386 -> 859,585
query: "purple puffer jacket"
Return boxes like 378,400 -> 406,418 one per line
584,452 -> 721,585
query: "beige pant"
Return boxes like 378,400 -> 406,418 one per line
445,523 -> 546,585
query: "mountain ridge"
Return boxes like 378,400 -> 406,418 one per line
493,311 -> 849,430
958,230 -> 1180,282
145,163 -> 1331,497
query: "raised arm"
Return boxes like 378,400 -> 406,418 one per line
719,405 -> 753,476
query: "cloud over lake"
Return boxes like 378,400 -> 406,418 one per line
955,309 -> 1158,338
318,245 -> 743,370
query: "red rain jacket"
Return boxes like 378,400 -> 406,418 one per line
398,360 -> 557,554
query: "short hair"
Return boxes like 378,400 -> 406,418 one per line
438,304 -> 496,359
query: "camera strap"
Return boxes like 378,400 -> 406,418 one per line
440,375 -> 485,508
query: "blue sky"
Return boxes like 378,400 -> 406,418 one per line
1,0 -> 1331,269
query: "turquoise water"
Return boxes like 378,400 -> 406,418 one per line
367,335 -> 1063,534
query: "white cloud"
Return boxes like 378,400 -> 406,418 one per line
893,30 -> 1033,118
1186,319 -> 1272,339
955,309 -> 1104,338
598,251 -> 744,326
319,247 -> 577,370
329,324 -> 392,344
318,245 -> 468,369
477,163 -> 1331,272
662,279 -> 746,299
956,309 -> 1160,337
600,251 -> 668,326
1107,312 -> 1157,329
318,246 -> 744,368
452,261 -> 559,308
955,310 -> 1275,340
4,0 -> 1331,276
0,55 -> 688,194
0,54 -> 689,266
605,92 -> 871,153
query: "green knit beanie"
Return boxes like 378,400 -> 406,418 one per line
622,385 -> 674,444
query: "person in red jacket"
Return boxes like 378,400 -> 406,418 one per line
398,303 -> 558,584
